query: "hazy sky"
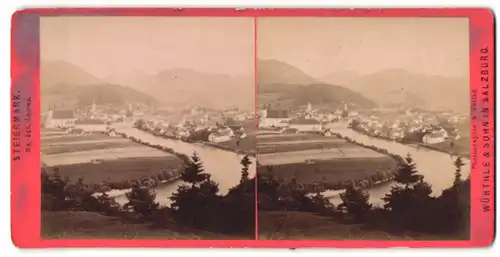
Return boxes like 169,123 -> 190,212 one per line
258,18 -> 469,78
40,16 -> 254,78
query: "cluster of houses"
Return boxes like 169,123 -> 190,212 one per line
41,102 -> 133,133
136,107 -> 253,143
258,102 -> 357,133
348,109 -> 465,144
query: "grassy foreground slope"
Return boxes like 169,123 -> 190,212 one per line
258,211 -> 463,240
42,211 -> 238,240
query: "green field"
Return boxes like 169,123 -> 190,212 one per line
257,133 -> 397,185
258,139 -> 359,154
41,211 -> 235,239
41,140 -> 138,155
42,134 -> 112,144
41,130 -> 183,185
259,157 -> 396,185
44,156 -> 182,185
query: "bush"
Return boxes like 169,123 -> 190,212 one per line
123,183 -> 159,220
218,177 -> 255,234
41,169 -> 121,216
339,183 -> 372,222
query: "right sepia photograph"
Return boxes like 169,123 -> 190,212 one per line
256,17 -> 471,240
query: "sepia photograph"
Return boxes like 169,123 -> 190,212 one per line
40,16 -> 256,239
256,17 -> 471,240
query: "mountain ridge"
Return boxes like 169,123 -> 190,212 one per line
257,59 -> 377,109
320,69 -> 469,111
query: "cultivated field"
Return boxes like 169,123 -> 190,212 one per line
256,133 -> 397,185
41,130 -> 183,185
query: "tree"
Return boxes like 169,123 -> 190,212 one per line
393,154 -> 422,188
133,119 -> 145,129
124,183 -> 159,220
169,154 -> 221,230
240,155 -> 252,184
339,183 -> 372,222
41,168 -> 70,211
220,173 -> 256,234
257,172 -> 282,211
181,152 -> 209,186
383,154 -> 431,209
453,156 -> 465,187
307,183 -> 334,215
382,154 -> 434,231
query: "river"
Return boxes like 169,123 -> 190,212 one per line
324,121 -> 470,206
109,120 -> 469,208
109,122 -> 256,207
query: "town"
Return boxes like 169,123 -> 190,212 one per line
43,102 -> 255,144
258,101 -> 469,154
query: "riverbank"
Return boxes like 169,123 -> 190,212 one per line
41,130 -> 185,192
319,132 -> 402,192
416,139 -> 470,159
109,124 -> 256,206
257,131 -> 400,194
199,141 -> 256,157
324,122 -> 471,206
350,125 -> 470,159
133,126 -> 256,157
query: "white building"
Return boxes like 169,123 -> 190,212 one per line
44,109 -> 76,129
422,128 -> 448,144
259,109 -> 290,128
208,130 -> 232,143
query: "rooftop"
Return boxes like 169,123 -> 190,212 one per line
52,110 -> 75,119
266,109 -> 289,119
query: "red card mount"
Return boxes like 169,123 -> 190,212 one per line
10,8 -> 495,248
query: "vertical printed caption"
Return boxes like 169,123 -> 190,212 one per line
470,14 -> 495,244
11,11 -> 40,247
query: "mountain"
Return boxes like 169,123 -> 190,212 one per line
257,59 -> 377,109
340,69 -> 469,111
111,68 -> 255,110
318,70 -> 363,86
41,60 -> 103,87
40,61 -> 159,111
258,83 -> 377,109
41,83 -> 160,111
258,59 -> 319,85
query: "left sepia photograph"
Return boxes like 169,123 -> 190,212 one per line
40,16 -> 256,240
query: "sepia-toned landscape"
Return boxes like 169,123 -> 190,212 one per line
256,18 -> 471,240
40,16 -> 256,239
39,15 -> 472,241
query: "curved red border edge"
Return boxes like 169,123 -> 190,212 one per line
10,8 -> 495,248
